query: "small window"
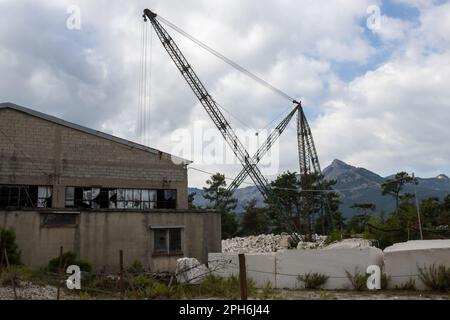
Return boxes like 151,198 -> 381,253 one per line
152,227 -> 183,255
65,187 -> 75,208
41,213 -> 77,227
169,228 -> 182,252
154,229 -> 168,253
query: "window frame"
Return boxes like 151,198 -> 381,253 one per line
150,226 -> 183,256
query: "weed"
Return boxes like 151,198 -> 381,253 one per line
297,272 -> 329,289
417,264 -> 450,292
345,268 -> 368,291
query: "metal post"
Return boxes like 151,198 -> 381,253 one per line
56,246 -> 63,300
119,250 -> 124,300
412,173 -> 423,240
238,253 -> 247,300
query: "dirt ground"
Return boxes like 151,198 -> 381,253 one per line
1,282 -> 449,300
260,288 -> 450,300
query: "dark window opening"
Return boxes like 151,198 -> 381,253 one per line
169,228 -> 182,252
0,185 -> 51,208
153,228 -> 182,255
65,187 -> 177,210
42,213 -> 77,227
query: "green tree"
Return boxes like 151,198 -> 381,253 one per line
381,172 -> 415,216
239,198 -> 270,236
203,173 -> 238,239
0,227 -> 21,266
347,203 -> 376,234
266,171 -> 301,234
188,192 -> 197,209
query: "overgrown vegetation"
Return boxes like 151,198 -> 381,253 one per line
48,251 -> 92,273
0,227 -> 21,265
417,264 -> 450,292
345,268 -> 369,291
297,272 -> 329,289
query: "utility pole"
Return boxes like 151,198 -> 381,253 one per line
412,173 -> 423,240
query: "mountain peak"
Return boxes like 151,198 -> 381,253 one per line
330,159 -> 353,169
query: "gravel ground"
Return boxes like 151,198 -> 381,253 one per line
267,289 -> 450,300
0,280 -> 75,300
1,281 -> 448,300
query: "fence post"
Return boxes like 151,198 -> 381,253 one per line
4,248 -> 17,300
238,253 -> 247,300
56,246 -> 63,300
119,249 -> 124,300
0,239 -> 5,270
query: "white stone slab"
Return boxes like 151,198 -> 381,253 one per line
383,240 -> 450,290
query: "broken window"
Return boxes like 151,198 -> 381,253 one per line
152,227 -> 183,255
65,187 -> 75,208
0,185 -> 51,208
108,189 -> 117,208
141,190 -> 157,209
64,187 -> 177,210
157,189 -> 177,209
66,187 -> 111,209
37,186 -> 52,208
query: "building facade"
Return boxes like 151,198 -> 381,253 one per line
0,102 -> 220,271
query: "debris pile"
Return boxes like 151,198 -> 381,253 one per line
323,238 -> 372,250
222,233 -> 328,253
175,257 -> 210,284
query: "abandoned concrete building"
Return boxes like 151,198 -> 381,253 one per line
0,102 -> 221,272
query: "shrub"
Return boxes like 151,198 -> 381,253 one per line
48,251 -> 92,273
297,272 -> 329,289
381,273 -> 391,290
324,229 -> 344,246
0,227 -> 21,266
417,264 -> 450,292
127,260 -> 145,274
345,268 -> 368,291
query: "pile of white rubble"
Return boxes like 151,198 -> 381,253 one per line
221,233 -> 328,253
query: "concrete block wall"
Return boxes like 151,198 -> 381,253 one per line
0,108 -> 189,209
0,209 -> 221,272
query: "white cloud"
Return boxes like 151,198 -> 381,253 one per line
0,0 -> 449,188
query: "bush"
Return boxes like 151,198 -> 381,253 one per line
381,273 -> 391,290
297,272 -> 329,289
345,268 -> 368,291
417,264 -> 450,292
127,260 -> 145,274
324,229 -> 344,246
48,251 -> 92,273
0,227 -> 21,265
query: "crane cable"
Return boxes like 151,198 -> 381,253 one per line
138,19 -> 154,146
156,14 -> 297,104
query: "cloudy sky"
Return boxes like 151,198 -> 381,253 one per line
1,0 -> 449,187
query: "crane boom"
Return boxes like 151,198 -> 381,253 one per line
227,104 -> 299,194
143,9 -> 302,242
143,9 -> 270,197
